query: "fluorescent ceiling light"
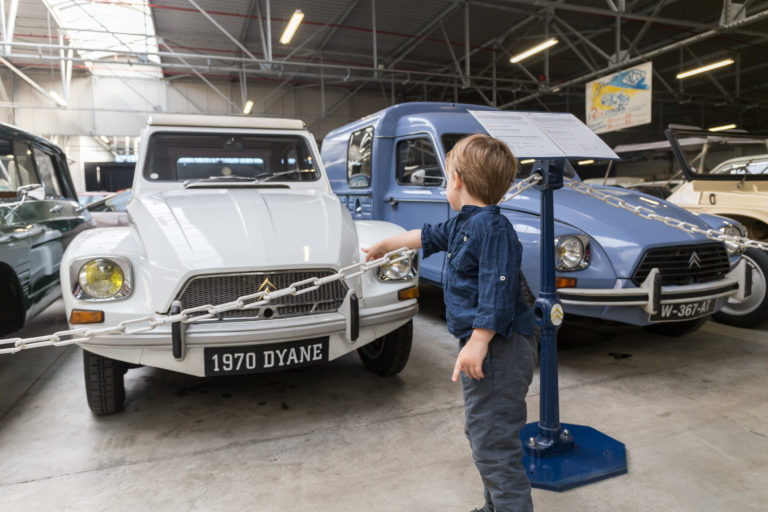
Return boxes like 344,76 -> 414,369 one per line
519,159 -> 535,164
48,90 -> 67,107
243,100 -> 254,114
708,123 -> 737,132
280,10 -> 304,45
676,58 -> 734,79
99,135 -> 110,144
577,159 -> 595,166
510,38 -> 558,64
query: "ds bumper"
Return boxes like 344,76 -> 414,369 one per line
557,258 -> 749,315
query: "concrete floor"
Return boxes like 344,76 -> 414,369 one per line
1,287 -> 767,511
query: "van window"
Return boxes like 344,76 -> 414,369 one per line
33,147 -> 63,198
347,126 -> 373,188
396,137 -> 444,186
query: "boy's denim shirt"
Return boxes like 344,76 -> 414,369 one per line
421,204 -> 536,340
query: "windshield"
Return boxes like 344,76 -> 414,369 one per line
667,129 -> 768,181
441,132 -> 576,179
144,133 -> 320,182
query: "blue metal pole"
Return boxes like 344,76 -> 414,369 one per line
527,159 -> 572,455
538,184 -> 561,442
520,159 -> 627,491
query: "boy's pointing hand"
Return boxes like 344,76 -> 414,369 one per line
452,337 -> 490,382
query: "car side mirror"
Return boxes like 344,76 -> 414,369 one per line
410,169 -> 445,186
410,169 -> 426,185
348,174 -> 370,188
17,184 -> 45,202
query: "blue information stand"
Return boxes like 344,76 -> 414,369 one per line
520,159 -> 627,491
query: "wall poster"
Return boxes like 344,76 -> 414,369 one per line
586,62 -> 652,134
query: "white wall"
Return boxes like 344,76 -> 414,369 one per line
0,70 -> 393,191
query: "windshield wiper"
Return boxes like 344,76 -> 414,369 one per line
252,169 -> 315,183
183,175 -> 257,188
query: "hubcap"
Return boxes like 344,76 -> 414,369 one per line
361,339 -> 385,358
720,254 -> 766,316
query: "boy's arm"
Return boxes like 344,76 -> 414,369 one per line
363,229 -> 422,261
452,327 -> 495,382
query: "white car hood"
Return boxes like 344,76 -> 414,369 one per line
127,188 -> 356,307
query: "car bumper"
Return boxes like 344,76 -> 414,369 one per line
79,298 -> 418,377
557,258 -> 749,321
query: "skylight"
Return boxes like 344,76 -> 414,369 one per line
42,0 -> 162,78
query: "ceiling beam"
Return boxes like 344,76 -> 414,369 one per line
499,7 -> 768,108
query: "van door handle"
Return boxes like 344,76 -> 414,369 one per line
386,197 -> 398,206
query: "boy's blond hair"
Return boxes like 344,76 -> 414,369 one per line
445,133 -> 518,205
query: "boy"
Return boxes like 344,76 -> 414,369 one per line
364,134 -> 537,511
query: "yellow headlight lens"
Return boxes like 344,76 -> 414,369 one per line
78,259 -> 125,299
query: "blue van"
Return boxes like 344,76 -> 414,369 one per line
322,103 -> 750,335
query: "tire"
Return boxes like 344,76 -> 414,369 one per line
83,349 -> 127,416
713,248 -> 768,328
0,268 -> 25,336
358,320 -> 413,377
643,317 -> 707,337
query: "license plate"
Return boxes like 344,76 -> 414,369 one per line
649,299 -> 716,322
204,337 -> 329,376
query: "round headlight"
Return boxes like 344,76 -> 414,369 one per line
78,259 -> 125,299
720,224 -> 747,254
556,236 -> 588,271
377,258 -> 413,281
722,225 -> 741,238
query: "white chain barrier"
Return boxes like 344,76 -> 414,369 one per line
0,248 -> 416,355
565,180 -> 768,253
0,175 -> 546,356
10,173 -> 756,355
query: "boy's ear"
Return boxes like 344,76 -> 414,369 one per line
452,172 -> 463,190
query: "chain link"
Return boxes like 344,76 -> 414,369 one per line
0,247 -> 416,355
565,180 -> 768,252
500,174 -> 542,203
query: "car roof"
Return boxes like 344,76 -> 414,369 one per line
323,102 -> 498,140
147,114 -> 305,130
0,121 -> 66,155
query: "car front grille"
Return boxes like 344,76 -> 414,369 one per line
177,269 -> 347,320
631,242 -> 731,286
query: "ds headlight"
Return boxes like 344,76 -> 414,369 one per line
555,235 -> 590,271
74,257 -> 132,300
720,223 -> 747,254
376,256 -> 416,281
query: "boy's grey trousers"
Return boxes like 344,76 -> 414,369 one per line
460,332 -> 537,512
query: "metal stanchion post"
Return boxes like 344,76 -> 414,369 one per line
520,159 -> 628,491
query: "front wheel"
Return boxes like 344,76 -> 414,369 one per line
643,317 -> 707,337
83,349 -> 127,416
713,248 -> 768,328
358,320 -> 412,376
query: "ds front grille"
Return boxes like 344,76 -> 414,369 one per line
176,270 -> 347,320
631,242 -> 731,286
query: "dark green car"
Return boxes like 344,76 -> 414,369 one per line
0,123 -> 88,335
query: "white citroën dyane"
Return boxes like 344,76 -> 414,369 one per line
61,115 -> 419,415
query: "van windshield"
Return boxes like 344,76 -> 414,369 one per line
144,133 -> 320,183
